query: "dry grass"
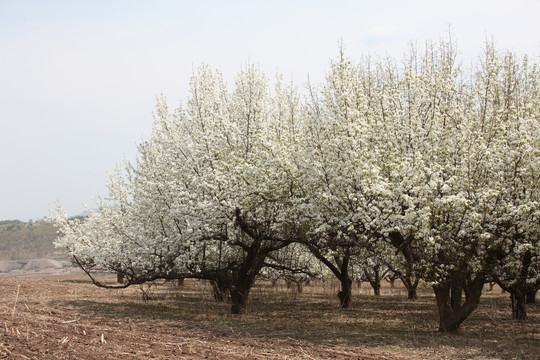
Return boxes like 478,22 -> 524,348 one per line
1,274 -> 538,359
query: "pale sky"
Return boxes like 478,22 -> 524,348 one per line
1,0 -> 539,221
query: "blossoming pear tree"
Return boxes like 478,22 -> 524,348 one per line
474,47 -> 540,320
296,48 -> 392,308
54,65 -> 307,314
367,40 -> 539,331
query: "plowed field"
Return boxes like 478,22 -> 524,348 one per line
1,275 -> 538,359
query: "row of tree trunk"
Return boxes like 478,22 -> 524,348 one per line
113,225 -> 535,332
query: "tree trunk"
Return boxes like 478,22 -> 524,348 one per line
231,208 -> 291,315
526,288 -> 537,304
338,275 -> 353,308
117,271 -> 125,284
388,231 -> 420,300
400,275 -> 419,300
370,278 -> 381,296
494,250 -> 534,319
407,286 -> 418,300
228,236 -> 267,314
230,279 -> 251,314
210,280 -> 229,302
208,271 -> 233,302
364,266 -> 381,296
433,273 -> 484,332
306,244 -> 353,309
285,279 -> 293,290
511,289 -> 527,319
230,260 -> 264,314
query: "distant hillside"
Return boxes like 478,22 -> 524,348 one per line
0,221 -> 61,260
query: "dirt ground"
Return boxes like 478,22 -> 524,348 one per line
0,275 -> 537,360
0,275 -> 417,360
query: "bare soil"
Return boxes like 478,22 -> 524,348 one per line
1,275 -> 538,360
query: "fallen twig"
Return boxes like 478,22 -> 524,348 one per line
11,284 -> 20,317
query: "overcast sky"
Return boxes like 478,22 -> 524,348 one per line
1,0 -> 539,221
